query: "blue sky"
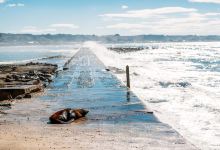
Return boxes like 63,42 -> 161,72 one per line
0,0 -> 220,35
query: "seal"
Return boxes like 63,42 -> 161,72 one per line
49,108 -> 89,124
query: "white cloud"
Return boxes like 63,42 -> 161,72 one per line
0,0 -> 5,4
21,26 -> 56,34
121,5 -> 128,9
7,4 -> 16,7
189,0 -> 220,4
17,3 -> 25,7
20,24 -> 79,34
7,3 -> 25,7
107,23 -> 146,29
50,24 -> 79,29
102,7 -> 220,35
101,7 -> 197,18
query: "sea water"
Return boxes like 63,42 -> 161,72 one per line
0,45 -> 80,66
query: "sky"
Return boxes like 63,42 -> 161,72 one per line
0,0 -> 220,35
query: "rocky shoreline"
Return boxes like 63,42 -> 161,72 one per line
0,62 -> 58,101
108,47 -> 146,53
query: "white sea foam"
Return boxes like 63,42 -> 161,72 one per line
86,41 -> 220,150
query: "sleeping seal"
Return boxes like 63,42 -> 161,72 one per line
49,108 -> 89,124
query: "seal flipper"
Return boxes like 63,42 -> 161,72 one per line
74,109 -> 89,119
49,108 -> 74,124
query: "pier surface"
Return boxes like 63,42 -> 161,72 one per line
0,48 -> 196,150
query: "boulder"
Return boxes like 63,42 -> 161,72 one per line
0,85 -> 42,101
24,93 -> 32,98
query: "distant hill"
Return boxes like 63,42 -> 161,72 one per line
0,33 -> 220,45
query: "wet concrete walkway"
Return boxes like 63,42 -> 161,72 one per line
0,48 -> 197,150
46,48 -> 157,124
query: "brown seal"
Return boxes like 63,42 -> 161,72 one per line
49,108 -> 89,124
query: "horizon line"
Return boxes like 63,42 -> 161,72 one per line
1,33 -> 220,36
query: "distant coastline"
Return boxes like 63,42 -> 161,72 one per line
1,33 -> 220,45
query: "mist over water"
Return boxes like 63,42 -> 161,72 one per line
0,42 -> 219,149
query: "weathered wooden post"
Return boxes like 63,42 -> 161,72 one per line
126,65 -> 130,88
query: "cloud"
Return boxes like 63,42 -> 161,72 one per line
7,3 -> 25,7
50,24 -> 79,29
17,3 -> 24,7
107,23 -> 146,29
20,24 -> 79,34
101,7 -> 197,18
189,0 -> 220,4
121,5 -> 128,9
0,0 -> 5,4
21,26 -> 56,34
101,6 -> 220,35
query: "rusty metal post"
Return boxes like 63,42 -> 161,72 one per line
126,65 -> 130,88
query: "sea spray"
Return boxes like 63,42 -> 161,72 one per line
83,41 -> 121,67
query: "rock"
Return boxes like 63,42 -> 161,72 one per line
39,76 -> 46,81
16,95 -> 24,99
147,111 -> 154,114
0,103 -> 11,107
5,78 -> 12,82
133,72 -> 139,76
29,70 -> 38,76
12,74 -> 20,80
105,69 -> 110,71
20,78 -> 32,82
0,85 -> 42,101
24,74 -> 31,79
159,81 -> 191,88
24,94 -> 32,98
32,80 -> 41,85
49,108 -> 89,124
176,82 -> 191,88
0,111 -> 7,115
43,74 -> 52,78
48,78 -> 52,82
43,83 -> 47,87
12,67 -> 17,71
6,75 -> 12,79
108,47 -> 145,52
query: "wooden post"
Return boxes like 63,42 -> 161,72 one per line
126,65 -> 130,88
